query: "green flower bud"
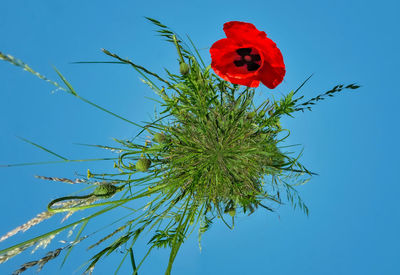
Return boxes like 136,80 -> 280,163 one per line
93,184 -> 117,197
153,132 -> 166,143
136,158 -> 151,172
247,111 -> 256,119
228,209 -> 236,217
179,62 -> 190,75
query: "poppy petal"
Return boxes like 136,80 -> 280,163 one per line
224,21 -> 265,43
224,21 -> 284,73
257,62 -> 286,89
255,45 -> 285,88
223,74 -> 260,87
212,60 -> 260,88
210,38 -> 261,78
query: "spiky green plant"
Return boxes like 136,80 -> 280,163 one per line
0,17 -> 360,275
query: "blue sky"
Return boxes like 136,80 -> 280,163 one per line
1,0 -> 399,274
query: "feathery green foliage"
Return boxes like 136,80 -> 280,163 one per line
0,17 -> 359,275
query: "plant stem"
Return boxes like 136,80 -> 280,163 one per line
129,248 -> 138,275
172,35 -> 185,64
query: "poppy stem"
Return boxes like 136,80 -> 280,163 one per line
172,35 -> 185,64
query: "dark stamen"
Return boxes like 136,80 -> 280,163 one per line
234,60 -> 245,67
251,54 -> 261,61
233,48 -> 261,71
247,63 -> 260,71
236,48 -> 252,56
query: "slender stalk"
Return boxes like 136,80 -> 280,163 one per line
129,248 -> 138,275
172,35 -> 185,64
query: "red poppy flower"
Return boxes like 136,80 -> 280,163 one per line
210,21 -> 285,89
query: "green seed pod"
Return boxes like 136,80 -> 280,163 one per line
93,184 -> 117,197
153,132 -> 166,143
179,62 -> 190,75
228,209 -> 236,217
197,72 -> 206,86
136,158 -> 151,172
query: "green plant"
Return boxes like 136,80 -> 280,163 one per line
0,17 -> 359,275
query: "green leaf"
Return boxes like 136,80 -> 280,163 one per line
16,136 -> 68,160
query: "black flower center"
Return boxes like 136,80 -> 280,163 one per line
233,48 -> 261,72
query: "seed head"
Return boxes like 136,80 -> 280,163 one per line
135,158 -> 151,172
179,62 -> 190,75
247,111 -> 256,119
